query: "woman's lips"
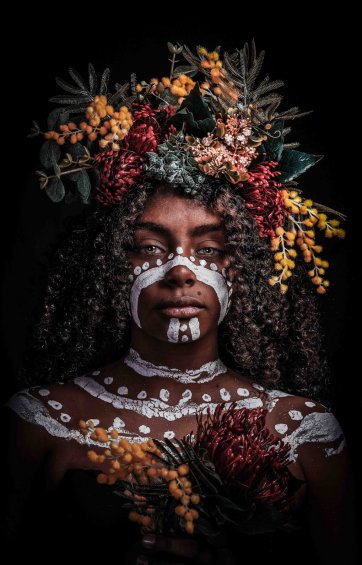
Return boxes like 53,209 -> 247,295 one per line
158,306 -> 204,318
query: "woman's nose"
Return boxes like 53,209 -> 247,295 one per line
164,265 -> 196,287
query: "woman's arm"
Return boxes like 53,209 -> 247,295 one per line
299,431 -> 357,564
2,407 -> 51,543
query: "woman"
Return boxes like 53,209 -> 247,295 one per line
3,42 -> 357,563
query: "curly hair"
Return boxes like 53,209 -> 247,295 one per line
18,178 -> 331,404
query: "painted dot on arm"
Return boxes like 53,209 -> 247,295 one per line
60,413 -> 71,423
113,417 -> 126,429
38,389 -> 50,396
289,410 -> 303,421
275,423 -> 288,434
137,390 -> 147,399
220,388 -> 231,401
117,386 -> 128,395
202,393 -> 211,402
305,401 -> 316,408
48,400 -> 62,410
160,389 -> 170,401
139,425 -> 151,434
164,430 -> 175,439
237,387 -> 250,397
104,377 -> 113,385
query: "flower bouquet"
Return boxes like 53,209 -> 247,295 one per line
81,403 -> 303,545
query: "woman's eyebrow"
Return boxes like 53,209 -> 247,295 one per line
135,221 -> 223,237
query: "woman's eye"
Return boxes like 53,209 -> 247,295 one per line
139,245 -> 163,255
197,247 -> 224,257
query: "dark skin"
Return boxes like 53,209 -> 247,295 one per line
3,186 -> 356,564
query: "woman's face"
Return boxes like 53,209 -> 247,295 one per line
126,187 -> 234,344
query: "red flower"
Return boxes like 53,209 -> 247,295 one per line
94,150 -> 144,205
195,403 -> 293,510
239,161 -> 285,238
94,104 -> 177,204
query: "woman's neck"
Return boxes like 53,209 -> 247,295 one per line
123,347 -> 227,383
129,323 -> 220,372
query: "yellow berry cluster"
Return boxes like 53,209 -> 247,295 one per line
81,421 -> 200,534
197,46 -> 239,103
136,74 -> 206,106
44,96 -> 132,151
269,190 -> 346,294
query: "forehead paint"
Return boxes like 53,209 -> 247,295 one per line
130,255 -> 230,328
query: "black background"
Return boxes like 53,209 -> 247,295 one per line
1,10 -> 360,477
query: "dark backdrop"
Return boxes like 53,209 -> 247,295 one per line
1,11 -> 360,476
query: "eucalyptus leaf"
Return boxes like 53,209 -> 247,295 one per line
75,169 -> 91,202
279,149 -> 323,182
40,140 -> 61,169
67,143 -> 86,159
45,177 -> 65,202
47,108 -> 70,130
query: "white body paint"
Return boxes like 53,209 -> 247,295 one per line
123,347 -> 227,383
130,255 -> 231,329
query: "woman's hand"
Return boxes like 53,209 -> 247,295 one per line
135,533 -> 236,565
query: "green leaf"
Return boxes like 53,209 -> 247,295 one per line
40,140 -> 61,169
260,120 -> 284,161
168,83 -> 215,137
67,143 -> 86,159
88,63 -> 97,95
75,169 -> 91,202
47,109 -> 69,130
100,68 -> 110,95
55,77 -> 86,95
49,94 -> 92,105
45,177 -> 65,202
278,149 -> 323,182
173,65 -> 199,78
68,67 -> 87,90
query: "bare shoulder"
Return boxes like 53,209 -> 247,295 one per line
265,391 -> 348,472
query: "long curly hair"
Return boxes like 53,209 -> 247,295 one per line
18,178 -> 331,403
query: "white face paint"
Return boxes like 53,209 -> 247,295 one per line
129,254 -> 232,343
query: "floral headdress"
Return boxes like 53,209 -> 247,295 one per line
30,41 -> 346,294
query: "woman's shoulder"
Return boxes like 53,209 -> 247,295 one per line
4,371 -> 100,442
262,387 -> 346,463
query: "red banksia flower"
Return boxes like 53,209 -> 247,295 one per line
195,403 -> 293,510
239,161 -> 284,238
94,150 -> 144,205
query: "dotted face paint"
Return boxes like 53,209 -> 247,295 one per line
129,254 -> 233,344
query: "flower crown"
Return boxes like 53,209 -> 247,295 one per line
30,41 -> 346,295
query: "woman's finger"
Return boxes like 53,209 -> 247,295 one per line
142,534 -> 201,560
